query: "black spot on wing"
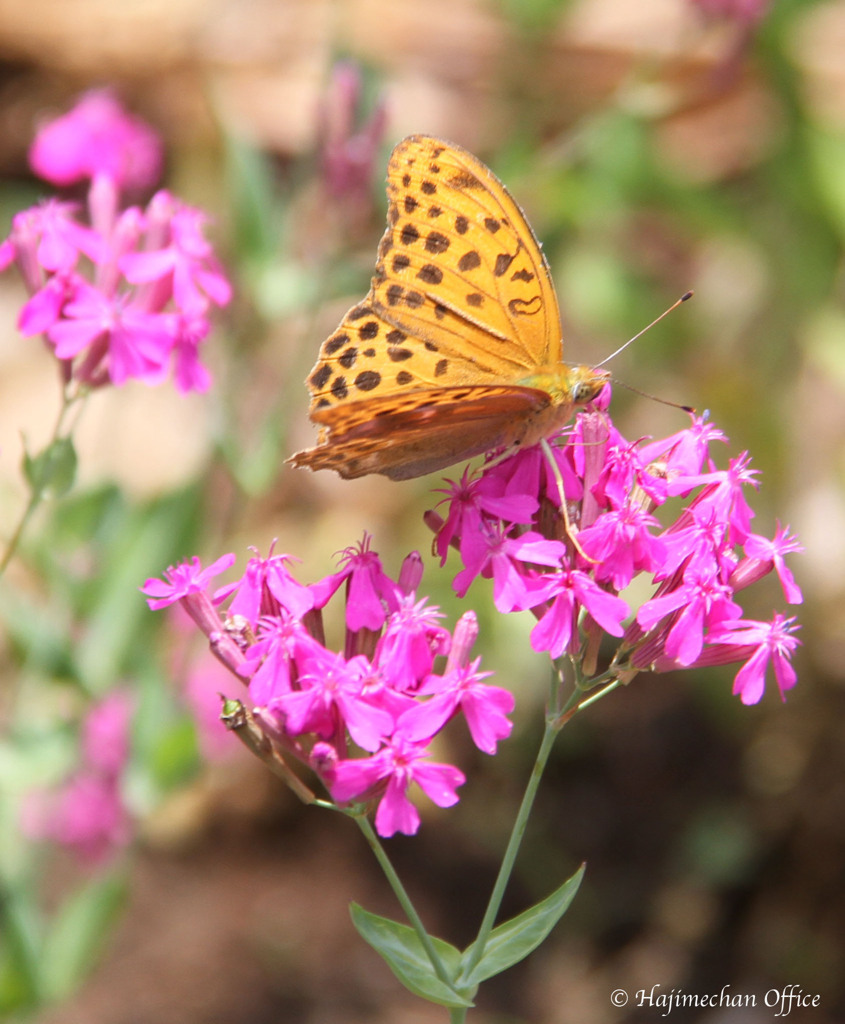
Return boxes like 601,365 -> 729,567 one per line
310,364 -> 332,390
417,263 -> 443,285
324,333 -> 348,355
425,231 -> 450,254
355,370 -> 381,392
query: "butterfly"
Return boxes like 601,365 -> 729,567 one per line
289,135 -> 609,481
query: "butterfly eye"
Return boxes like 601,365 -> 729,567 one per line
571,376 -> 606,405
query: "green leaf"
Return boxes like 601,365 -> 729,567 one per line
23,437 -> 77,499
0,881 -> 43,1011
460,864 -> 585,986
39,870 -> 127,1002
74,485 -> 204,693
349,903 -> 474,1009
221,128 -> 278,267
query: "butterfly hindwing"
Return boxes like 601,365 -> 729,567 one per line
292,384 -> 554,480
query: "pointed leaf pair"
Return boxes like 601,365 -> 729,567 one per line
350,864 -> 585,1007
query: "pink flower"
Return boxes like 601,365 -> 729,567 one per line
142,554 -> 236,609
731,524 -> 803,604
590,428 -> 659,511
13,200 -> 106,273
433,468 -> 537,569
401,658 -> 513,754
638,413 -> 727,479
454,527 -> 564,613
657,504 -> 738,582
333,534 -> 402,631
144,540 -> 505,837
220,546 -> 315,625
637,567 -> 742,666
578,504 -> 666,590
240,611 -> 318,705
531,569 -> 629,659
690,0 -> 770,26
48,282 -> 172,386
29,89 -> 163,191
668,451 -> 758,546
2,97 -> 229,395
279,649 -> 393,752
169,314 -> 212,393
141,554 -> 236,636
120,200 -> 232,317
375,596 -> 449,691
331,735 -> 465,837
22,688 -> 135,864
18,274 -> 75,337
705,614 -> 800,704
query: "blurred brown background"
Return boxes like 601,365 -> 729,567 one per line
0,1 -> 843,1022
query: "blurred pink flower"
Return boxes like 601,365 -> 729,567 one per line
29,89 -> 163,191
23,772 -> 131,865
22,689 -> 134,864
319,61 -> 388,210
82,688 -> 134,775
3,95 -> 231,394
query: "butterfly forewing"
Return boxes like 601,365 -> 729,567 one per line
304,136 -> 563,418
375,136 -> 562,372
306,301 -> 459,417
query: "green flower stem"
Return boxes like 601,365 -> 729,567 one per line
575,678 -> 624,712
353,812 -> 457,992
0,484 -> 42,579
0,384 -> 85,580
459,711 -> 560,981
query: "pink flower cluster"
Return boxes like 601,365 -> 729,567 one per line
22,690 -> 134,863
142,539 -> 514,837
0,90 -> 231,392
426,392 -> 802,706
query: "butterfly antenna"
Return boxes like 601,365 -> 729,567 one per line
613,380 -> 695,414
593,291 -> 693,369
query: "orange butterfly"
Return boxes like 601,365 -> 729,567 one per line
289,135 -> 609,481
